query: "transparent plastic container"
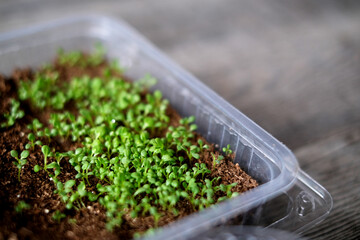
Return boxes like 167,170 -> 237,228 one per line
0,16 -> 332,239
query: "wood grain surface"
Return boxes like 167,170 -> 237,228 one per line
1,0 -> 360,239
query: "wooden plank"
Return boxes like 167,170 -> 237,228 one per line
295,125 -> 360,239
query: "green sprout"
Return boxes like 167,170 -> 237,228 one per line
52,210 -> 66,223
27,119 -> 43,132
217,182 -> 238,201
34,145 -> 51,173
88,42 -> 105,66
223,144 -> 233,155
68,218 -> 77,224
211,153 -> 224,170
11,150 -> 29,182
58,48 -> 83,66
15,201 -> 30,213
1,99 -> 24,128
198,139 -> 209,151
25,133 -> 36,150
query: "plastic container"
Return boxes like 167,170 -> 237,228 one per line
195,226 -> 309,240
0,16 -> 332,239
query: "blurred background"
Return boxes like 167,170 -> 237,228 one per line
1,0 -> 360,239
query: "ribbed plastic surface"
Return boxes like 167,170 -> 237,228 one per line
0,15 -> 332,240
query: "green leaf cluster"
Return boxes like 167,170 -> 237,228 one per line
1,99 -> 24,128
15,48 -> 237,231
15,200 -> 30,213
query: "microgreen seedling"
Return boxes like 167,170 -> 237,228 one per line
52,210 -> 66,223
68,218 -> 77,224
15,201 -> 30,214
12,48 -> 246,235
223,144 -> 233,156
11,150 -> 29,182
211,153 -> 224,170
27,119 -> 43,132
198,139 -> 209,151
1,99 -> 24,128
25,133 -> 36,150
34,145 -> 50,173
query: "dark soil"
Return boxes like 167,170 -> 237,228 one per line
0,60 -> 258,240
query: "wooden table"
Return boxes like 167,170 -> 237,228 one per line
1,0 -> 360,239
